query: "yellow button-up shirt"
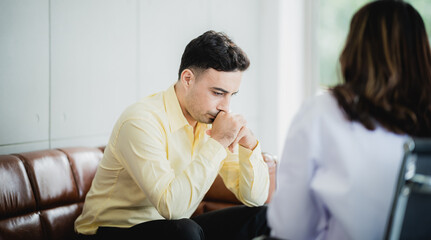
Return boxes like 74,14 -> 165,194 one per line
75,84 -> 269,235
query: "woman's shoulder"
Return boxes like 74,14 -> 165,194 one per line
296,91 -> 343,122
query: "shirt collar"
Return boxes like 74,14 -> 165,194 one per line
162,84 -> 191,133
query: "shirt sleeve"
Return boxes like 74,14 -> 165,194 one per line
113,117 -> 227,220
267,100 -> 327,239
218,142 -> 270,207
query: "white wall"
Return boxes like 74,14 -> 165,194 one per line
1,0 -> 308,156
50,0 -> 138,149
273,0 -> 319,157
1,0 -> 50,153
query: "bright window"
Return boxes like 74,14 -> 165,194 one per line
317,0 -> 431,88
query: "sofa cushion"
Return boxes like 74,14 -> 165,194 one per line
40,204 -> 82,240
0,155 -> 36,218
0,213 -> 44,240
59,147 -> 103,200
17,150 -> 79,209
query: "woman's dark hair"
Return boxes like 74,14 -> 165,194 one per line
332,0 -> 431,137
178,30 -> 250,79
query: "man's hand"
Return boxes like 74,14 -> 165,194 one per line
228,126 -> 258,152
207,111 -> 245,149
207,111 -> 257,152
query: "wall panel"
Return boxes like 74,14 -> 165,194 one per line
0,0 -> 50,148
138,0 -> 209,98
50,0 -> 138,146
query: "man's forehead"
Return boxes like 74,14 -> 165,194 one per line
199,69 -> 242,91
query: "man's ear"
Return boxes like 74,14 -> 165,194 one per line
180,69 -> 194,88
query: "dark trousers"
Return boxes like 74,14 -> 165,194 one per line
79,205 -> 269,240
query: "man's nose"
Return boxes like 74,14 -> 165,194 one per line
217,97 -> 230,113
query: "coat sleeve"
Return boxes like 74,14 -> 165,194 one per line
267,100 -> 328,240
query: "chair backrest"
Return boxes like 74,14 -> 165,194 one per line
385,138 -> 431,240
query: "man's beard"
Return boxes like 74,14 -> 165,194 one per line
195,111 -> 219,124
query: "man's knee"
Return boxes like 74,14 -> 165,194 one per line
227,205 -> 268,219
173,218 -> 204,240
252,205 -> 268,219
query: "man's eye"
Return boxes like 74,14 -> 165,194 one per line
213,91 -> 223,96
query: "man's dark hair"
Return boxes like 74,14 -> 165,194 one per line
178,30 -> 250,79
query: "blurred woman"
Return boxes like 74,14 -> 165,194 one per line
267,1 -> 431,239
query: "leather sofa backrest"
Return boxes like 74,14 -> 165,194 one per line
0,147 -> 103,240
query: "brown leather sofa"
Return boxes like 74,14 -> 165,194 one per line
0,146 -> 276,240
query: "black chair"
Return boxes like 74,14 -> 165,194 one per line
385,138 -> 431,240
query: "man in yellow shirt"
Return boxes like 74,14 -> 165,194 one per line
75,30 -> 270,240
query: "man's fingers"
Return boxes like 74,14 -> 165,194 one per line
233,114 -> 247,127
210,111 -> 249,149
228,127 -> 246,152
